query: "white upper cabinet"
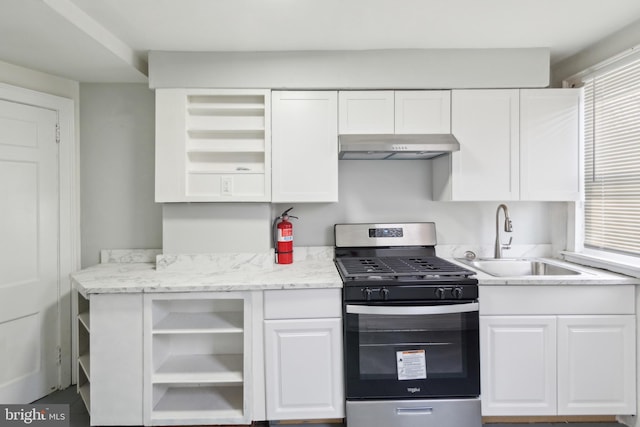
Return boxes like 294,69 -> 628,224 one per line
395,90 -> 451,134
434,89 -> 520,201
271,91 -> 338,203
338,91 -> 394,134
155,89 -> 271,202
338,90 -> 451,134
433,88 -> 581,201
520,89 -> 582,201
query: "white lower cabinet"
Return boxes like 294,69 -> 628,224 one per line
557,316 -> 636,415
481,316 -> 557,415
79,288 -> 344,426
77,293 -> 144,426
263,289 -> 344,421
143,292 -> 252,426
480,285 -> 636,417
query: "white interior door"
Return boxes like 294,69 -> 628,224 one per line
0,99 -> 59,403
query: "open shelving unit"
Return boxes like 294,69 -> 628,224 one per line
76,293 -> 91,414
185,92 -> 270,200
155,89 -> 271,202
145,294 -> 250,425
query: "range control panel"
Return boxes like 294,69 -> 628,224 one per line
368,227 -> 404,238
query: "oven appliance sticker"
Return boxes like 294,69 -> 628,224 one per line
396,349 -> 427,380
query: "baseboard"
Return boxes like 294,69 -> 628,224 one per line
268,419 -> 344,426
482,415 -> 618,423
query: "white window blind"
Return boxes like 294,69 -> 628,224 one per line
583,59 -> 640,256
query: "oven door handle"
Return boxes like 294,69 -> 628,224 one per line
346,302 -> 478,316
396,407 -> 433,415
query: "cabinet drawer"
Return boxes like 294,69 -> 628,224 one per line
479,285 -> 635,315
264,289 -> 342,319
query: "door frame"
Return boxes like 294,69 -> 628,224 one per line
0,82 -> 79,390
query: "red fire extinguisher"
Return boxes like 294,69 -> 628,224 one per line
273,207 -> 297,264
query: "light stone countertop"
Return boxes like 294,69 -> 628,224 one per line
73,247 -> 640,298
72,247 -> 342,297
447,256 -> 640,286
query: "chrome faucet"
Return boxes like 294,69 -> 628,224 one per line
494,204 -> 513,258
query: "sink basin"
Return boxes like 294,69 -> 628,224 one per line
456,258 -> 583,277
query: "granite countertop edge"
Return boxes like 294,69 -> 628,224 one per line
73,247 -> 343,296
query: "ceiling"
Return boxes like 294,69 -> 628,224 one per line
2,0 -> 640,83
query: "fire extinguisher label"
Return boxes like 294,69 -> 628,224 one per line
278,228 -> 293,241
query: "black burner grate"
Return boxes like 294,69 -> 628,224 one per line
336,256 -> 474,279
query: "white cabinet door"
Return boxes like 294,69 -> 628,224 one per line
395,90 -> 451,134
338,91 -> 394,134
557,315 -> 636,415
520,89 -> 582,201
90,294 -> 144,425
272,91 -> 338,202
436,90 -> 519,201
264,318 -> 344,420
480,316 -> 557,416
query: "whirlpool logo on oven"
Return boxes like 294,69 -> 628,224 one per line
407,387 -> 421,394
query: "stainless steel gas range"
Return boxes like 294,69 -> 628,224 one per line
334,222 -> 481,427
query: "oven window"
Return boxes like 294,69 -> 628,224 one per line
356,312 -> 466,380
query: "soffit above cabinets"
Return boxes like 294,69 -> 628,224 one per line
148,49 -> 550,89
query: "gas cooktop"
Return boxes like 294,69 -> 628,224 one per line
335,256 -> 475,280
334,223 -> 478,301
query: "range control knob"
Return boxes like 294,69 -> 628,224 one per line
453,287 -> 464,299
363,288 -> 373,301
435,287 -> 446,299
379,288 -> 390,300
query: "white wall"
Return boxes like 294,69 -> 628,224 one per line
278,161 -> 563,250
552,18 -> 640,86
164,160 -> 566,255
79,83 -> 162,267
163,203 -> 271,254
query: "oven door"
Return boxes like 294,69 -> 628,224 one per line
344,302 -> 480,400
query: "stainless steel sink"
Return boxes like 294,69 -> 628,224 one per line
456,258 -> 584,277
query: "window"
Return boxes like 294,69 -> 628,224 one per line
581,58 -> 640,258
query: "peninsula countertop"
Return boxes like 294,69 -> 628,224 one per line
71,247 -> 343,297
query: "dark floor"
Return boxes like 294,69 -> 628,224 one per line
33,387 -> 89,427
34,387 -> 626,427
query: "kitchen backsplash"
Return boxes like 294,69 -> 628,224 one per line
161,161 -> 567,256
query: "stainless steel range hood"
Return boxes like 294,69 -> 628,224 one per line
338,134 -> 460,160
